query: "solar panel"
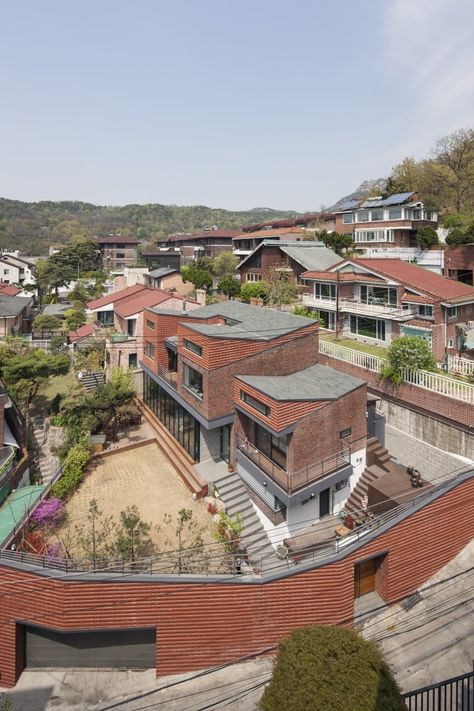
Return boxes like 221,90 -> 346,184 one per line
382,192 -> 414,206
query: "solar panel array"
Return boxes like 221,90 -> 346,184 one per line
335,199 -> 361,211
360,192 -> 415,208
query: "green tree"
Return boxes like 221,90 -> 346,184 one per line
114,505 -> 152,561
64,307 -> 86,332
264,267 -> 299,306
218,275 -> 241,298
73,499 -> 116,561
445,222 -> 474,246
212,251 -> 238,279
35,258 -> 74,302
259,625 -> 406,711
318,230 -> 353,256
32,314 -> 62,331
240,281 -> 267,303
163,508 -> 205,572
181,262 -> 213,290
292,305 -> 322,321
381,335 -> 437,385
1,350 -> 70,411
415,226 -> 439,249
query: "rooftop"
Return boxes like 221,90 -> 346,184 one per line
163,230 -> 243,243
237,364 -> 365,401
0,294 -> 31,318
0,283 -> 22,297
94,235 -> 140,245
234,226 -> 304,240
237,239 -> 340,272
87,284 -> 147,310
68,322 -> 96,343
0,485 -> 46,546
147,267 -> 179,278
115,288 -> 172,318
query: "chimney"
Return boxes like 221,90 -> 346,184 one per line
195,289 -> 206,307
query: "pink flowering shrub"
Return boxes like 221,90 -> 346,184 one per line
46,541 -> 63,559
31,498 -> 64,528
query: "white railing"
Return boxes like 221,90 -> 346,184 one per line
446,355 -> 474,377
339,300 -> 415,318
319,340 -> 474,404
302,294 -> 336,310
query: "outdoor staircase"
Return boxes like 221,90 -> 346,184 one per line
80,371 -> 105,391
213,471 -> 287,572
344,437 -> 392,517
30,415 -> 60,485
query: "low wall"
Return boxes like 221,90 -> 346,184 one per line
1,475 -> 473,687
318,353 -> 474,431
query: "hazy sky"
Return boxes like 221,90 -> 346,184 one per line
1,0 -> 473,211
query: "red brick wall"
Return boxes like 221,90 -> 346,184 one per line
1,475 -> 473,687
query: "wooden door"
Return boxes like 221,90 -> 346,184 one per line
354,558 -> 377,598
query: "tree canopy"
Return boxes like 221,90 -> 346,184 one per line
259,625 -> 406,711
381,335 -> 437,384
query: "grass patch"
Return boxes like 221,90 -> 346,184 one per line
319,332 -> 388,358
33,369 -> 76,416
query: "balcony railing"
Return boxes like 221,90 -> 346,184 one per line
236,436 -> 351,494
157,364 -> 178,389
301,294 -> 415,319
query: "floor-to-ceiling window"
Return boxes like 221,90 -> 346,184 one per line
143,373 -> 200,460
350,315 -> 386,341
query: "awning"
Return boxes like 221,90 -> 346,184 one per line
3,419 -> 19,448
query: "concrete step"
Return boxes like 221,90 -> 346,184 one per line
215,480 -> 245,498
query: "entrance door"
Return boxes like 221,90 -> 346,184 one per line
220,425 -> 230,463
319,487 -> 330,518
354,558 -> 378,598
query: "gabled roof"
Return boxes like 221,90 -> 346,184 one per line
115,289 -> 172,318
0,253 -> 35,268
147,267 -> 179,278
302,271 -> 384,283
163,230 -> 243,243
0,282 -> 22,296
237,239 -> 340,272
333,199 -> 361,212
68,322 -> 97,343
94,235 -> 140,245
87,284 -> 147,310
0,294 -> 31,318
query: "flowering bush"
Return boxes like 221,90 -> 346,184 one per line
31,498 -> 64,528
46,541 -> 63,559
207,502 -> 218,515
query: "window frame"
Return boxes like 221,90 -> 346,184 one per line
145,341 -> 155,358
240,390 -> 270,417
183,338 -> 203,357
183,363 -> 203,399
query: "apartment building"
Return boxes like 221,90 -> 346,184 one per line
141,301 -> 368,532
158,230 -> 243,260
302,258 -> 474,361
94,235 -> 139,270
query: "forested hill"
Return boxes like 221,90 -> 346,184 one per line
0,198 -> 302,256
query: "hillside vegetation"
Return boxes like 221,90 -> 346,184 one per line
0,200 -> 300,255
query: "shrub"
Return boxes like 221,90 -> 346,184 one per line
381,335 -> 437,385
214,511 -> 243,554
51,442 -> 91,499
292,305 -> 321,321
207,502 -> 218,515
240,281 -> 267,303
259,625 -> 406,711
50,392 -> 63,415
31,498 -> 65,528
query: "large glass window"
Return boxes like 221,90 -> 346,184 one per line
342,213 -> 353,224
388,208 -> 402,219
314,282 -> 336,301
350,315 -> 386,341
143,373 -> 200,459
418,305 -> 434,318
184,363 -> 203,398
360,285 -> 397,306
240,391 -> 270,417
248,421 -> 287,470
357,211 -> 369,222
317,310 -> 336,330
97,311 -> 114,326
370,209 -> 384,221
183,339 -> 202,356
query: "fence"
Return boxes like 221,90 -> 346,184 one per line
319,340 -> 474,404
447,355 -> 474,377
403,670 -> 474,710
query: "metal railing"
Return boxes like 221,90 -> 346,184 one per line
157,365 -> 178,389
403,670 -> 474,710
319,340 -> 474,404
236,436 -> 350,494
301,293 -> 415,318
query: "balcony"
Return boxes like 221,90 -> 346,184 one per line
301,294 -> 415,319
236,436 -> 351,495
301,294 -> 337,311
157,364 -> 178,389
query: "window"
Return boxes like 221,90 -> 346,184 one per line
360,285 -> 397,306
342,213 -> 353,224
354,229 -> 394,243
418,305 -> 433,318
240,391 -> 270,417
248,421 -> 286,469
97,311 -> 114,326
145,341 -> 155,358
388,208 -> 402,219
335,479 -> 348,491
128,353 -> 137,368
314,282 -> 336,301
247,273 -> 262,282
184,363 -> 203,398
447,306 -> 457,318
357,211 -> 369,222
350,315 -> 386,341
370,209 -> 383,221
3,269 -> 9,275
127,319 -> 136,336
447,339 -> 453,348
146,319 -> 155,329
317,310 -> 336,330
116,252 -> 125,259
340,428 -> 352,439
183,339 -> 202,356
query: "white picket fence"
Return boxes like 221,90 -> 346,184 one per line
446,355 -> 474,377
319,340 -> 474,404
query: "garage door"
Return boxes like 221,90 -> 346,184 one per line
25,626 -> 155,669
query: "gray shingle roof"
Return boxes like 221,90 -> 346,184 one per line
0,295 -> 31,318
237,240 -> 340,272
237,364 -> 365,401
148,268 -> 178,278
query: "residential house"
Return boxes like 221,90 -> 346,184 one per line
0,294 -> 32,337
0,283 -> 22,297
0,253 -> 36,286
87,285 -> 199,372
301,258 -> 474,360
144,268 -> 194,297
142,301 -> 368,533
233,227 -> 305,258
0,383 -> 30,505
158,229 -> 243,261
141,250 -> 181,271
94,235 -> 140,270
237,240 -> 341,286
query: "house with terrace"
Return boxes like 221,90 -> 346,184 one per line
301,258 -> 474,361
232,227 -> 305,258
94,235 -> 139,270
0,293 -> 33,337
237,240 -> 340,286
141,301 -> 369,534
158,229 -> 243,260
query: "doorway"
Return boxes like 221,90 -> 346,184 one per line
354,555 -> 384,598
319,487 -> 330,518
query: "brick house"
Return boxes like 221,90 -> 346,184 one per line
237,240 -> 340,286
141,301 -> 368,532
302,258 -> 474,361
94,235 -> 139,270
158,230 -> 243,260
232,227 -> 305,258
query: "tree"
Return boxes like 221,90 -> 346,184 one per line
213,251 -> 238,279
73,499 -> 116,561
35,258 -> 74,302
114,505 -> 152,561
381,335 -> 437,385
240,281 -> 267,303
181,262 -> 213,291
415,226 -> 439,249
163,508 -> 205,572
64,307 -> 86,332
264,267 -> 298,306
259,625 -> 406,711
1,350 -> 70,411
32,314 -> 62,332
218,275 -> 241,298
318,230 -> 353,256
292,305 -> 322,321
445,222 -> 474,246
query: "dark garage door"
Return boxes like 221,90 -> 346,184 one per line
25,626 -> 155,669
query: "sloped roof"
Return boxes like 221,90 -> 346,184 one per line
359,192 -> 416,209
94,235 -> 139,245
147,267 -> 179,278
0,283 -> 22,296
87,284 -> 147,310
234,227 -> 304,240
68,322 -> 97,343
115,289 -> 172,318
0,294 -> 31,318
165,230 -> 242,243
302,271 -> 384,283
237,239 -> 340,272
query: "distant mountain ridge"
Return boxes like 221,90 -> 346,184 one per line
329,177 -> 388,211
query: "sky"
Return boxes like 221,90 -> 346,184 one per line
1,0 -> 473,211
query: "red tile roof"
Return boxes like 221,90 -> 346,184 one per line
87,284 -> 147,310
68,322 -> 96,343
352,259 -> 474,302
400,291 -> 433,304
94,235 -> 140,245
301,271 -> 384,283
115,289 -> 172,318
0,282 -> 22,296
403,319 -> 434,329
233,227 -> 305,240
163,230 -> 243,243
